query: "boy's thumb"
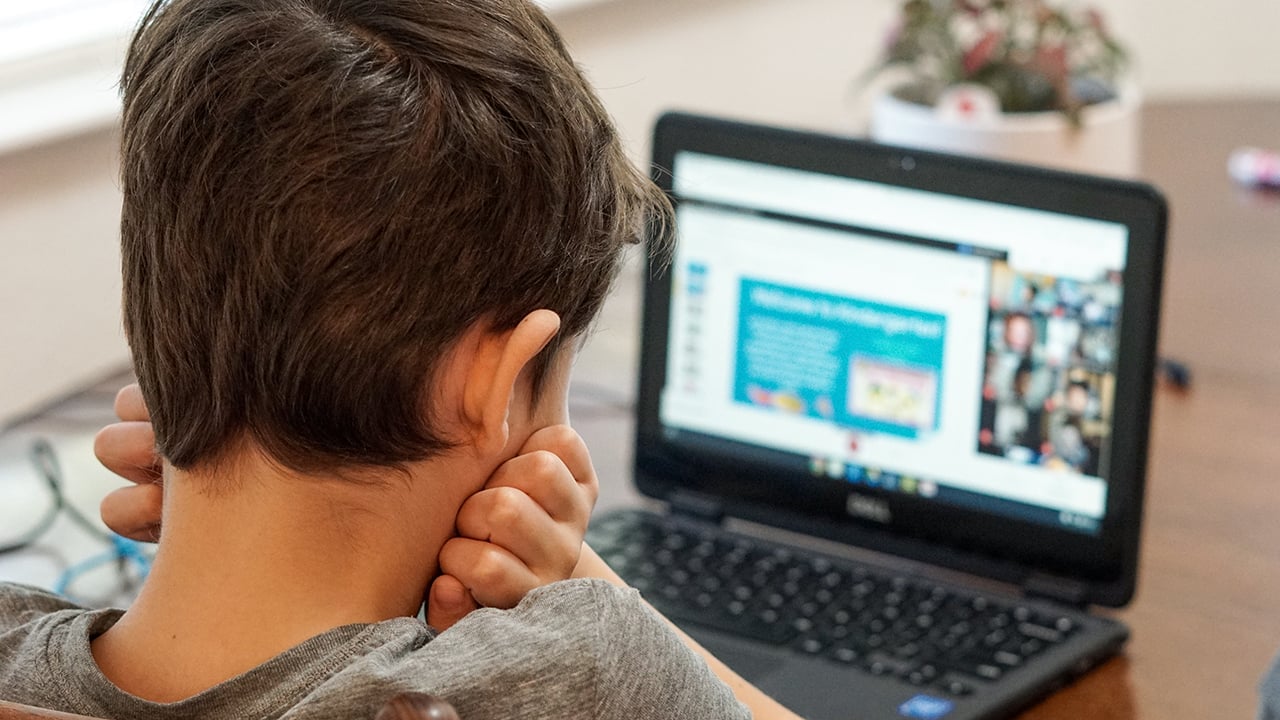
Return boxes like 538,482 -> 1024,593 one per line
426,574 -> 480,632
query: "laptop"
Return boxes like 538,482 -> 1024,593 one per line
585,112 -> 1167,720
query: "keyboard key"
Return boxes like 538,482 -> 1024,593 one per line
796,637 -> 826,655
994,651 -> 1022,668
866,659 -> 895,676
905,670 -> 930,686
1018,622 -> 1064,644
829,646 -> 860,664
976,664 -> 1003,680
894,642 -> 921,659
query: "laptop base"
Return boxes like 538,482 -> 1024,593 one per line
589,508 -> 1128,720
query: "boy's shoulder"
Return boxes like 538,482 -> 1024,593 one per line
293,578 -> 642,716
0,579 -> 747,720
0,582 -> 109,709
0,582 -> 87,635
293,578 -> 748,720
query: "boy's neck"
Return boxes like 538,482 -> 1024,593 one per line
91,451 -> 481,702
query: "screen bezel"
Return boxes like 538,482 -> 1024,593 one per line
634,112 -> 1166,608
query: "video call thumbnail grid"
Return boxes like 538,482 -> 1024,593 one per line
977,262 -> 1121,477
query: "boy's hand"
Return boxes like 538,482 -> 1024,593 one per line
428,425 -> 599,629
95,384 -> 165,542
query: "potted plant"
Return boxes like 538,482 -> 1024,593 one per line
865,0 -> 1138,176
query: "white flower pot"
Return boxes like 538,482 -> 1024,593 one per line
869,87 -> 1140,178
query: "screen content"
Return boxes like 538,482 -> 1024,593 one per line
659,152 -> 1130,535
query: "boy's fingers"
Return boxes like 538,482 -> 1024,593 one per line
99,483 -> 164,542
425,574 -> 480,632
484,450 -> 592,528
518,425 -> 599,503
438,537 -> 542,609
114,384 -> 151,422
94,422 -> 161,486
95,415 -> 165,542
454,487 -> 577,576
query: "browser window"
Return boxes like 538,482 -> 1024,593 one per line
659,151 -> 1129,534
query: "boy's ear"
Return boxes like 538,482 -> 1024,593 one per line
461,309 -> 561,456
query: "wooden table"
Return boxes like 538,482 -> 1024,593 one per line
1015,100 -> 1280,719
575,99 -> 1280,719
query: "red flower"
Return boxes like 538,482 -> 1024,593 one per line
1034,44 -> 1068,86
963,30 -> 1002,76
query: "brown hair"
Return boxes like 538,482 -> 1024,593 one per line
120,0 -> 671,473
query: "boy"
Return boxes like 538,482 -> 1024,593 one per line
0,0 -> 800,717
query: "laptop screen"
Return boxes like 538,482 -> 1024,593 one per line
658,150 -> 1130,537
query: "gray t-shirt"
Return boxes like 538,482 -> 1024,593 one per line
0,579 -> 749,719
1261,649 -> 1280,720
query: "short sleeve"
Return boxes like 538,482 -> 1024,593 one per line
1260,649 -> 1280,720
0,583 -> 82,633
589,583 -> 750,720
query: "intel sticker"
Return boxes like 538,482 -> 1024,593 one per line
898,694 -> 954,719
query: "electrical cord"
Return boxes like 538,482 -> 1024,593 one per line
54,534 -> 152,605
0,438 -> 152,604
0,440 -> 69,556
31,438 -> 115,544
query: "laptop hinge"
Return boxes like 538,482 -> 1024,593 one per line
667,490 -> 726,525
1023,572 -> 1090,608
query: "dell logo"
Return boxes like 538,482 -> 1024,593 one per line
846,493 -> 892,524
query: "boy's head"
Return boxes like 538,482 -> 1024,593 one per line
119,0 -> 670,475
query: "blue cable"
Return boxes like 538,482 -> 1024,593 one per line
54,535 -> 152,600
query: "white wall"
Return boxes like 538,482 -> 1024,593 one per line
1,0 -> 1278,421
0,127 -> 126,420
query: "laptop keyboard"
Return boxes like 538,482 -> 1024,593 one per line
588,511 -> 1081,698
